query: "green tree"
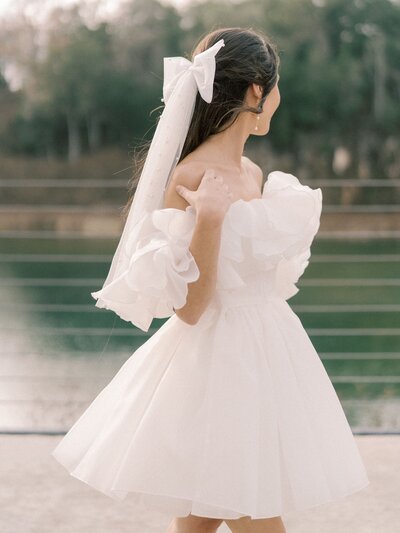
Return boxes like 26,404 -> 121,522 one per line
33,18 -> 116,162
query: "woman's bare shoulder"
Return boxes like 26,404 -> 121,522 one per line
242,155 -> 264,189
163,159 -> 208,210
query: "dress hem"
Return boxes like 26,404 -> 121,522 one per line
55,452 -> 370,520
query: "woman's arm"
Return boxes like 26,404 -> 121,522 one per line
163,163 -> 227,325
176,211 -> 223,325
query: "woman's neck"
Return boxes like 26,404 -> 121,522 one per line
200,116 -> 251,169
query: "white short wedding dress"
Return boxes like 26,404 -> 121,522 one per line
51,171 -> 370,520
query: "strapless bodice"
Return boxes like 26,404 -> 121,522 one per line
91,171 -> 322,331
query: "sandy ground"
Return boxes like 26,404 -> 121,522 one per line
0,434 -> 398,533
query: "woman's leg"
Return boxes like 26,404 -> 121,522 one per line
224,515 -> 286,533
167,514 -> 224,533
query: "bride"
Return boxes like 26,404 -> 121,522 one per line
52,25 -> 369,533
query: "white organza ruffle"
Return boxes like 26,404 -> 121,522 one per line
92,170 -> 322,328
91,207 -> 200,332
218,171 -> 322,297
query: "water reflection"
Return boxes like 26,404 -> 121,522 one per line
0,350 -> 128,430
0,259 -> 143,431
1,237 -> 399,433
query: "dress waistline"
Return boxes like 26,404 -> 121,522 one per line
214,276 -> 281,310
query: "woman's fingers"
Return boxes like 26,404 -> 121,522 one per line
203,169 -> 226,184
176,167 -> 235,218
176,184 -> 192,204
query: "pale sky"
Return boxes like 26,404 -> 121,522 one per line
0,0 -> 194,18
0,0 -> 198,91
1,0 -> 399,11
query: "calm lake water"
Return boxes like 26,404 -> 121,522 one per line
1,236 -> 399,433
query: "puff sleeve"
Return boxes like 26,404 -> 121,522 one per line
268,171 -> 322,299
91,207 -> 200,332
218,170 -> 322,299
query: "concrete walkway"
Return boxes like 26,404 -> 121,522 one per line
0,434 -> 398,533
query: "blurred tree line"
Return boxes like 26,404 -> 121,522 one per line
0,0 -> 399,179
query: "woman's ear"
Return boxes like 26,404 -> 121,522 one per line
250,82 -> 263,99
246,83 -> 263,106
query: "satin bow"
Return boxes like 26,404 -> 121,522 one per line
162,38 -> 225,105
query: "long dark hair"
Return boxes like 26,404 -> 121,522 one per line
121,26 -> 280,221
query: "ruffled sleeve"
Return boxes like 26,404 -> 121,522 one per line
91,206 -> 200,332
266,171 -> 322,299
219,170 -> 322,299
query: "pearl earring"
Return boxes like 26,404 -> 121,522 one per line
254,115 -> 260,131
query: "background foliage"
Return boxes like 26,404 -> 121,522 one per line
0,0 -> 399,180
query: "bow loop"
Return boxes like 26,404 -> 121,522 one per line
162,38 -> 225,105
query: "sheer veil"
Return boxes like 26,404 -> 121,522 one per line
91,38 -> 225,309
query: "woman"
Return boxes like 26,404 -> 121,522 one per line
52,27 -> 369,533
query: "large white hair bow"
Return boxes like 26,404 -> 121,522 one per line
163,39 -> 225,104
91,38 -> 225,317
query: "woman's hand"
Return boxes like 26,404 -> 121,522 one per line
175,167 -> 234,223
